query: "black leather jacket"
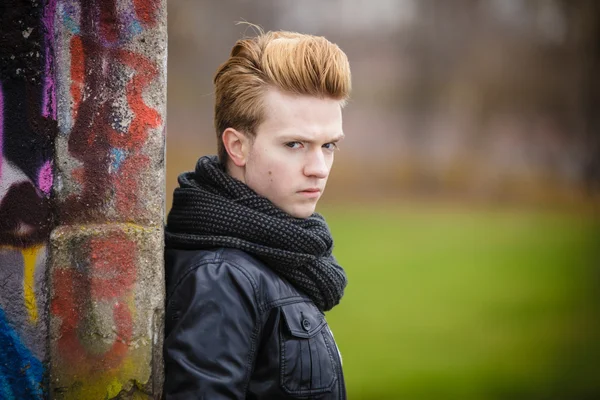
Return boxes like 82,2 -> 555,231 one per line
163,247 -> 347,399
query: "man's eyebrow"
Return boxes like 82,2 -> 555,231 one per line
331,133 -> 345,142
281,132 -> 345,143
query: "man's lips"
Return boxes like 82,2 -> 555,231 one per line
300,188 -> 321,193
298,188 -> 322,198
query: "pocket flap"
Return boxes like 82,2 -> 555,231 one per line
280,302 -> 326,338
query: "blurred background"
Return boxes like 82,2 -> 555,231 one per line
166,0 -> 600,398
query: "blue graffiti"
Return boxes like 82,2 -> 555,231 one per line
110,147 -> 126,173
130,19 -> 143,36
0,307 -> 44,400
59,1 -> 80,35
61,11 -> 80,34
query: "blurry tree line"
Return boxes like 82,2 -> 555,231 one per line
167,0 -> 600,207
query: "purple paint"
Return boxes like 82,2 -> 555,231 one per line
38,160 -> 53,194
0,81 -> 3,180
42,0 -> 57,119
123,9 -> 143,38
100,7 -> 143,48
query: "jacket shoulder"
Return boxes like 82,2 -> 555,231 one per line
165,247 -> 308,311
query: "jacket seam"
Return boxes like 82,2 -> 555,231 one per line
168,258 -> 263,318
166,250 -> 225,300
243,310 -> 262,395
263,296 -> 311,310
168,253 -> 260,307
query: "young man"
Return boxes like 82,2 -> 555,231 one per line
163,29 -> 350,399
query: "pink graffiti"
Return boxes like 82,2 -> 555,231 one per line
42,0 -> 57,119
38,160 -> 53,194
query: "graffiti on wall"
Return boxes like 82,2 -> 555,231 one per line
56,0 -> 163,223
0,0 -> 58,398
0,247 -> 47,400
0,0 -> 57,397
49,0 -> 164,397
51,232 -> 136,373
0,3 -> 56,247
1,0 -> 164,397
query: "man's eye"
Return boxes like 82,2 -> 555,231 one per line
285,142 -> 302,149
323,143 -> 338,151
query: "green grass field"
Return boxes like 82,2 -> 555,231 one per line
321,205 -> 600,400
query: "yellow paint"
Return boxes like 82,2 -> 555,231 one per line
22,246 -> 43,323
127,291 -> 137,321
106,378 -> 123,399
56,351 -> 153,399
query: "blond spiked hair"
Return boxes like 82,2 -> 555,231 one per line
213,28 -> 352,164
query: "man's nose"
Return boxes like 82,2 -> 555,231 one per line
304,149 -> 329,179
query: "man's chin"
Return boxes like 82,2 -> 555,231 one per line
284,204 -> 316,219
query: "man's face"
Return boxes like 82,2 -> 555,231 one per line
243,88 -> 344,218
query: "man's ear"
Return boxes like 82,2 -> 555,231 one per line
222,128 -> 249,167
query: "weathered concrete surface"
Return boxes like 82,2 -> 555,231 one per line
49,0 -> 167,398
0,0 -> 57,398
1,0 -> 166,397
50,224 -> 164,399
53,0 -> 166,226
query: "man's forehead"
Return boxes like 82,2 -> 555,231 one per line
259,90 -> 343,137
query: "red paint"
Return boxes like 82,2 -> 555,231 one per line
109,50 -> 161,149
133,0 -> 159,27
72,166 -> 85,187
100,0 -> 119,43
114,153 -> 150,216
62,3 -> 164,224
89,235 -> 135,299
108,50 -> 162,216
51,233 -> 136,372
70,36 -> 84,119
65,46 -> 162,220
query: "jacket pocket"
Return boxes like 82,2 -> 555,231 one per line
279,301 -> 337,397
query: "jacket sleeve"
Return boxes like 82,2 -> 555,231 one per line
163,260 -> 261,399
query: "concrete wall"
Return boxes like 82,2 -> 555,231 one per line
0,0 -> 166,398
0,1 -> 56,398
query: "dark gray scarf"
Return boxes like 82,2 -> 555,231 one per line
165,155 -> 347,311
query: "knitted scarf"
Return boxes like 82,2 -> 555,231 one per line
165,155 -> 347,312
